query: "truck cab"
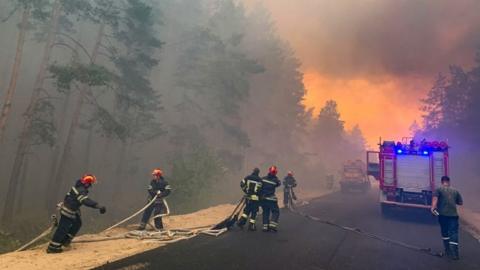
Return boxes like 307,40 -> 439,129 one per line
367,139 -> 449,216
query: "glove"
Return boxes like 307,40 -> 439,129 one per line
98,206 -> 106,214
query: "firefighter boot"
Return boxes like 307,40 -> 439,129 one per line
443,240 -> 451,257
450,243 -> 459,260
248,220 -> 256,231
237,214 -> 248,229
269,221 -> 278,232
262,224 -> 269,232
46,241 -> 63,254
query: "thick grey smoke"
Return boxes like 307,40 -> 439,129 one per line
244,0 -> 480,79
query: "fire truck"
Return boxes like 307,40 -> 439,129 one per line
340,160 -> 370,192
367,139 -> 449,216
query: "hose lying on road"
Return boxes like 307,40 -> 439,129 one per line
289,207 -> 443,258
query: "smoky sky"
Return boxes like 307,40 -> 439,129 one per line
244,0 -> 480,79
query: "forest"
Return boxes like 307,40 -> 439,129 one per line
417,49 -> 480,209
0,0 -> 366,251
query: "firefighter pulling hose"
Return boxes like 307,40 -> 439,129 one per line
46,174 -> 106,253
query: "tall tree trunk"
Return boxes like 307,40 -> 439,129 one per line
83,125 -> 94,171
45,91 -> 72,209
47,23 -> 105,207
47,90 -> 85,207
1,3 -> 61,224
16,155 -> 29,213
0,7 -> 30,144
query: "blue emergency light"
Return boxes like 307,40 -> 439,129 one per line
397,149 -> 403,154
422,150 -> 429,155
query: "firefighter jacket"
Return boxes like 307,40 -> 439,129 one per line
240,172 -> 263,201
261,174 -> 281,201
148,177 -> 171,201
60,180 -> 99,219
283,176 -> 297,190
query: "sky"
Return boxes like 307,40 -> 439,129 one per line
243,0 -> 480,147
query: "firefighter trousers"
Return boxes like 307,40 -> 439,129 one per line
439,215 -> 459,255
141,201 -> 165,229
261,199 -> 280,230
48,213 -> 82,251
284,188 -> 296,207
238,198 -> 259,226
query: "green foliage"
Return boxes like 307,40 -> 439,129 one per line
168,144 -> 226,211
108,0 -> 164,143
89,106 -> 127,141
0,230 -> 21,254
49,63 -> 112,92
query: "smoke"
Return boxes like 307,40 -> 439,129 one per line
243,0 -> 480,145
244,0 -> 480,78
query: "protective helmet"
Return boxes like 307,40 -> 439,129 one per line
287,171 -> 293,176
268,166 -> 278,176
152,168 -> 163,177
81,174 -> 97,185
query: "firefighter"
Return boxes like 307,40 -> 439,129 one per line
138,168 -> 171,230
47,174 -> 106,253
237,167 -> 263,231
283,171 -> 297,208
431,176 -> 463,260
260,166 -> 281,232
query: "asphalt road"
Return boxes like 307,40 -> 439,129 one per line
95,188 -> 480,270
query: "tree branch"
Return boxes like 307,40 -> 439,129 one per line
54,32 -> 92,61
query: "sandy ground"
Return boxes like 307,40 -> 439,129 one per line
0,188 -> 333,270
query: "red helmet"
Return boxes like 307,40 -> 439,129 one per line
268,166 -> 278,176
81,174 -> 97,185
152,168 -> 163,177
287,171 -> 293,176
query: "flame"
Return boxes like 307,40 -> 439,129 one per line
303,70 -> 429,148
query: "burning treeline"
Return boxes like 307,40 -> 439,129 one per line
0,0 -> 366,252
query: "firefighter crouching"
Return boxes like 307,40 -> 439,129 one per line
47,174 -> 106,253
237,167 -> 263,231
283,171 -> 297,208
138,168 -> 171,230
261,166 -> 281,232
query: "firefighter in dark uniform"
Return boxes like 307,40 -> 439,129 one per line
47,174 -> 106,253
431,176 -> 463,260
138,168 -> 171,230
260,166 -> 281,232
283,171 -> 297,208
237,167 -> 263,231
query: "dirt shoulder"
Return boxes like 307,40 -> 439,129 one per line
0,188 -> 332,270
460,207 -> 480,240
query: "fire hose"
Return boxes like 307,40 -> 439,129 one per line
15,194 -> 228,251
104,194 -> 161,232
288,206 -> 443,258
15,215 -> 58,252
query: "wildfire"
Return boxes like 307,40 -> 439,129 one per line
302,70 -> 429,148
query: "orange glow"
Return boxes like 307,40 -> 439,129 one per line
303,70 -> 430,148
